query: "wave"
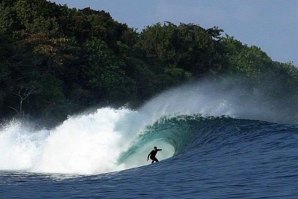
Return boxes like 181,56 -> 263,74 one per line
117,115 -> 274,166
0,76 -> 297,175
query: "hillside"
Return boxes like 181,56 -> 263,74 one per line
0,0 -> 297,125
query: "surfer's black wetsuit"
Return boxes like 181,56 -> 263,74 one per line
147,148 -> 162,163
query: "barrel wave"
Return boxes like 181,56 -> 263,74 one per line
0,77 -> 297,175
1,77 -> 298,198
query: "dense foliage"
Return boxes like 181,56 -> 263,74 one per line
0,0 -> 297,125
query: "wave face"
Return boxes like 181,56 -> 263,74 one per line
0,77 -> 297,175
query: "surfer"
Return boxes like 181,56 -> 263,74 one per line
147,146 -> 162,163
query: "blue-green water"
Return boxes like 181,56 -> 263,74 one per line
1,116 -> 298,198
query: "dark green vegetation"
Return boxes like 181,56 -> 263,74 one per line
0,0 -> 297,125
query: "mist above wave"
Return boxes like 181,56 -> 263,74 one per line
141,75 -> 298,124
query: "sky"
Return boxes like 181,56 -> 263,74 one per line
51,0 -> 298,66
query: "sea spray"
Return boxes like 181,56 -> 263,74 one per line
140,76 -> 298,123
0,120 -> 47,171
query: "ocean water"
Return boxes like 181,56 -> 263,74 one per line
1,79 -> 298,198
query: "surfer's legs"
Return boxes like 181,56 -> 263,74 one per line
151,157 -> 159,163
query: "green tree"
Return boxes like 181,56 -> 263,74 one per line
221,36 -> 272,78
82,38 -> 137,104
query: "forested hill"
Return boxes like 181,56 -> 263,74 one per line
0,0 -> 297,125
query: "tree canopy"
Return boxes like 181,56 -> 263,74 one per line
0,0 -> 297,126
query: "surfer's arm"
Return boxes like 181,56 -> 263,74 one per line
147,152 -> 151,160
157,149 -> 162,151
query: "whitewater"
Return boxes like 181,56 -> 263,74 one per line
1,77 -> 298,198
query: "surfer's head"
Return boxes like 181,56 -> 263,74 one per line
154,146 -> 157,150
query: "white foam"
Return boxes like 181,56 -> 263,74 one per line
0,108 -> 138,174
